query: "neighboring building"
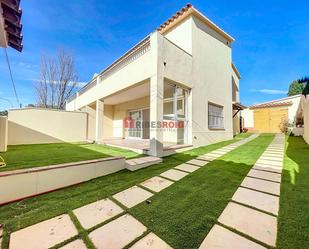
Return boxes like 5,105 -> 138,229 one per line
242,95 -> 303,133
0,0 -> 23,51
302,95 -> 309,144
66,4 -> 244,156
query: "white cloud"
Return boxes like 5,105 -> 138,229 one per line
249,89 -> 287,94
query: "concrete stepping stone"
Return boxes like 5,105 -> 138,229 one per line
160,169 -> 188,181
73,199 -> 123,229
248,169 -> 281,183
197,155 -> 214,162
253,165 -> 282,174
0,237 -> 2,249
241,177 -> 280,196
140,176 -> 173,192
187,159 -> 207,167
59,239 -> 87,249
89,214 -> 147,249
205,153 -> 221,158
175,163 -> 200,173
262,153 -> 284,158
218,202 -> 277,247
129,232 -> 172,249
259,156 -> 283,162
256,159 -> 282,167
232,187 -> 279,215
9,214 -> 78,249
199,224 -> 266,249
208,151 -> 226,156
0,224 -> 3,237
266,149 -> 284,152
113,186 -> 153,208
126,156 -> 162,171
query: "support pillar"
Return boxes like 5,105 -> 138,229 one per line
149,75 -> 164,157
95,99 -> 104,143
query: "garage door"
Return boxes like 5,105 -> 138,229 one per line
254,108 -> 288,133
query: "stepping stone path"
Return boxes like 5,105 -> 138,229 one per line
7,134 -> 258,249
129,232 -> 172,249
89,214 -> 146,249
160,169 -> 189,181
199,134 -> 285,248
73,198 -> 123,229
199,224 -> 265,249
140,176 -> 173,192
175,163 -> 200,173
9,214 -> 78,249
112,186 -> 153,208
59,239 -> 87,249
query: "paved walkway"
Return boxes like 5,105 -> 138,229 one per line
199,134 -> 285,249
7,134 -> 259,249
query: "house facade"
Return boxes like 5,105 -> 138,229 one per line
66,4 -> 242,157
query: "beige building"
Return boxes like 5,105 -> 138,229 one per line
66,4 -> 243,156
242,95 -> 303,133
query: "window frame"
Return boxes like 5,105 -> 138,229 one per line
208,102 -> 225,130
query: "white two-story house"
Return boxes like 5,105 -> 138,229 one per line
66,4 -> 243,157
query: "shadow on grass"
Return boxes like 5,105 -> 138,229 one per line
277,136 -> 309,249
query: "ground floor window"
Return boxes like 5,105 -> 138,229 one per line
208,102 -> 224,129
163,83 -> 187,120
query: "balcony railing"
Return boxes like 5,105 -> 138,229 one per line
67,36 -> 151,104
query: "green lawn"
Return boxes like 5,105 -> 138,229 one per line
0,133 -> 251,249
130,134 -> 274,248
277,136 -> 309,249
0,143 -> 140,172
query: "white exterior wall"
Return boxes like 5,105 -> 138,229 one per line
241,109 -> 254,128
7,108 -> 88,145
165,17 -> 193,55
190,16 -> 233,147
286,96 -> 301,123
303,96 -> 309,144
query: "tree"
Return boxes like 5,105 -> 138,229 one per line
287,80 -> 304,96
35,48 -> 78,109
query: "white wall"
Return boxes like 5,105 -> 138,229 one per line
303,96 -> 309,144
8,108 -> 88,145
190,16 -> 233,147
164,17 -> 193,55
241,109 -> 254,128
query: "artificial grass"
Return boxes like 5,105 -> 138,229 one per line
130,134 -> 274,249
0,143 -> 140,172
0,133 -> 250,249
277,136 -> 309,249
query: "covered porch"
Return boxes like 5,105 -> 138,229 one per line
87,78 -> 192,157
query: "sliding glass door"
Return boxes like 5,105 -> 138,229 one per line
128,110 -> 142,138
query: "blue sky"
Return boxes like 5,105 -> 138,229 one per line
0,0 -> 308,110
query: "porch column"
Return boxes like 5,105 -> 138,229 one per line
184,89 -> 193,145
95,99 -> 104,142
149,75 -> 164,157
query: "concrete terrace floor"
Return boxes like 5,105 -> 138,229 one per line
0,134 -> 308,249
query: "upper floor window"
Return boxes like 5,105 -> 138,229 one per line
208,103 -> 224,129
